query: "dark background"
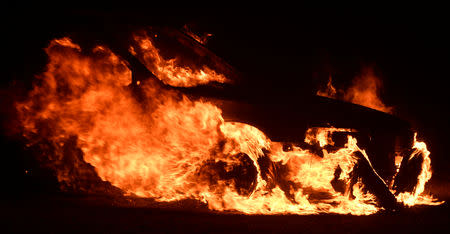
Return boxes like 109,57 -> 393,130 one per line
1,4 -> 449,233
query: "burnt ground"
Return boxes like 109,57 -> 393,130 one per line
1,194 -> 449,234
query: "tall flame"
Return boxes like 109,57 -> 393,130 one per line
16,37 -> 440,215
394,134 -> 444,206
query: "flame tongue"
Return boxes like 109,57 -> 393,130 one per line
317,68 -> 393,113
129,29 -> 230,87
393,134 -> 443,206
16,37 -> 441,215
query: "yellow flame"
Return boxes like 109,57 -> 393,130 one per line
394,133 -> 444,206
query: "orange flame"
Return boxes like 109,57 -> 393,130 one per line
316,75 -> 337,98
317,68 -> 393,113
16,37 -> 441,215
182,24 -> 213,45
129,31 -> 229,87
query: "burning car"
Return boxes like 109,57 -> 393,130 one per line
14,25 -> 442,215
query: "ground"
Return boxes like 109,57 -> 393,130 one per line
2,194 -> 449,233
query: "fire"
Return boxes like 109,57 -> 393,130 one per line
129,30 -> 229,87
393,134 -> 443,206
317,68 -> 393,113
316,75 -> 337,98
304,127 -> 355,147
16,36 -> 442,215
182,24 -> 213,45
